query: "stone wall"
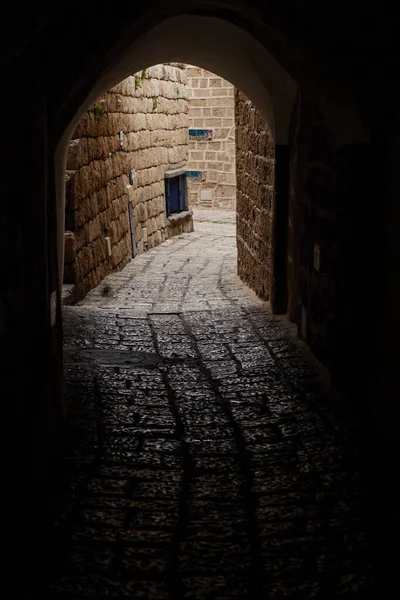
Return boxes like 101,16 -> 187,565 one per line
64,64 -> 192,301
186,65 -> 236,209
235,89 -> 275,300
288,90 -> 374,398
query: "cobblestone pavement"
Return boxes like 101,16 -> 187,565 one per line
48,210 -> 394,599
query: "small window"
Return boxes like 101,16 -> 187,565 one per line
164,169 -> 188,216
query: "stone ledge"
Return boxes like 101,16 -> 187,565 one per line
164,167 -> 188,178
167,208 -> 192,224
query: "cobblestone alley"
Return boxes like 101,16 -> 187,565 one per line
48,210 -> 394,599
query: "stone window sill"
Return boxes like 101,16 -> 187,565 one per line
167,208 -> 192,223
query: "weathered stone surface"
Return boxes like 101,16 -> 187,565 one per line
287,91 -> 374,398
186,66 -> 236,210
64,231 -> 76,264
51,210 -> 381,600
235,88 -> 274,301
64,65 -> 192,301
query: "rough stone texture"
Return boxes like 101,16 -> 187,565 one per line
167,208 -> 194,238
65,64 -> 190,301
2,11 -> 399,599
63,231 -> 76,284
186,66 -> 236,210
46,210 -> 389,599
235,89 -> 274,301
287,91 -> 374,399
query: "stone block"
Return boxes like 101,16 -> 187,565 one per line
176,128 -> 189,145
186,67 -> 203,78
134,113 -> 147,130
148,64 -> 163,79
115,175 -> 126,198
207,161 -> 223,170
89,216 -> 101,242
127,185 -> 139,205
218,173 -> 227,184
147,113 -> 169,131
96,188 -> 107,212
156,214 -> 165,231
209,78 -> 222,88
74,226 -> 88,252
64,231 -> 76,265
154,229 -> 162,246
213,128 -> 230,140
211,88 -> 228,96
191,151 -> 205,160
67,175 -> 81,211
147,233 -> 155,249
140,201 -> 149,222
136,239 -> 144,254
150,129 -> 169,146
193,88 -> 213,98
168,145 -> 187,164
126,131 -> 139,151
212,107 -> 226,117
67,138 -> 88,170
188,98 -> 207,107
150,181 -> 163,198
147,198 -> 157,218
189,106 -> 202,118
150,217 -> 158,235
215,184 -> 236,198
147,78 -> 161,97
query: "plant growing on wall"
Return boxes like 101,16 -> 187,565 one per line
141,68 -> 147,79
92,103 -> 105,118
134,74 -> 142,90
152,96 -> 160,111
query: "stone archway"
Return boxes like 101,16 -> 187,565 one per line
2,6 -> 395,592
55,15 -> 300,291
50,9 -> 376,420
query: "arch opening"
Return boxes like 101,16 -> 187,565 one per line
56,15 -> 298,289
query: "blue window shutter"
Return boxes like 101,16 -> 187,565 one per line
178,174 -> 186,211
166,179 -> 171,215
165,173 -> 187,215
169,176 -> 180,213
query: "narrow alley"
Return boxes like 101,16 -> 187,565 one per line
48,210 -> 386,599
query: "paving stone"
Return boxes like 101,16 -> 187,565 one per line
48,210 -> 385,598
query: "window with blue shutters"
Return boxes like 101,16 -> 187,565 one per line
164,168 -> 188,216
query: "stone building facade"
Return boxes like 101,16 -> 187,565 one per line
235,89 -> 275,300
186,65 -> 236,210
64,64 -> 192,302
